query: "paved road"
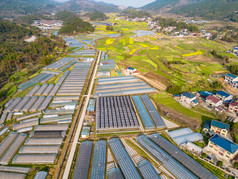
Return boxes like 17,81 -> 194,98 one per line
62,50 -> 101,179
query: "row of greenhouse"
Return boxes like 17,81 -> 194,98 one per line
43,57 -> 76,70
18,73 -> 55,91
72,135 -> 216,179
56,62 -> 92,96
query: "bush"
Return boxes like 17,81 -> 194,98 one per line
166,85 -> 182,94
234,162 -> 238,169
217,161 -> 223,167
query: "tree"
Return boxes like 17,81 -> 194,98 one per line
106,25 -> 113,31
234,162 -> 238,169
216,161 -> 223,167
202,153 -> 207,158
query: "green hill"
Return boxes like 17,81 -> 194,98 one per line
172,0 -> 238,21
84,11 -> 108,21
58,17 -> 94,34
141,0 -> 238,22
121,9 -> 152,18
141,0 -> 180,10
54,10 -> 77,21
0,0 -> 58,18
60,0 -> 119,13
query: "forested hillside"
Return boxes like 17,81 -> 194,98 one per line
0,0 -> 58,18
172,0 -> 238,22
121,9 -> 152,18
141,0 -> 180,10
59,0 -> 119,13
0,21 -> 66,89
54,10 -> 77,21
58,16 -> 94,34
84,11 -> 108,21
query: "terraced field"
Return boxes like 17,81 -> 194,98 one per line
95,19 -> 235,93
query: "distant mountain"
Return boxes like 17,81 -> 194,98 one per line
0,0 -> 59,18
141,0 -> 179,11
60,0 -> 119,13
172,0 -> 238,21
141,0 -> 202,11
141,0 -> 238,22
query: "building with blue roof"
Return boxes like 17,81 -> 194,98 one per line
224,73 -> 237,79
208,134 -> 238,161
215,90 -> 233,101
224,73 -> 238,89
87,99 -> 96,112
211,120 -> 230,136
202,120 -> 230,137
198,91 -> 213,98
181,92 -> 197,106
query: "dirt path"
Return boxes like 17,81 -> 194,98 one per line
135,74 -> 167,91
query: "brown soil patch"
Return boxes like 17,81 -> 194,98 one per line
214,71 -> 226,74
184,55 -> 213,62
135,72 -> 169,91
157,103 -> 201,130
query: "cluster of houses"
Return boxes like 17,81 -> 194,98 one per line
176,90 -> 237,115
175,90 -> 238,164
32,20 -> 63,30
202,120 -> 238,163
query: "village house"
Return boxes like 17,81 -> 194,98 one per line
215,90 -> 233,101
211,120 -> 230,137
180,92 -> 198,106
203,120 -> 230,137
125,67 -> 139,75
229,101 -> 238,113
233,46 -> 238,53
207,134 -> 238,161
206,95 -> 222,107
224,73 -> 238,88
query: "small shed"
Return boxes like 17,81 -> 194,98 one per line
81,126 -> 90,138
87,99 -> 96,112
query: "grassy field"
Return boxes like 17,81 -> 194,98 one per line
151,92 -> 217,122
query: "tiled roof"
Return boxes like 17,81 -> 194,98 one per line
217,90 -> 231,98
210,134 -> 238,154
127,67 -> 135,70
211,120 -> 230,131
226,73 -> 237,79
199,91 -> 212,98
230,101 -> 238,107
182,92 -> 196,99
206,95 -> 221,104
